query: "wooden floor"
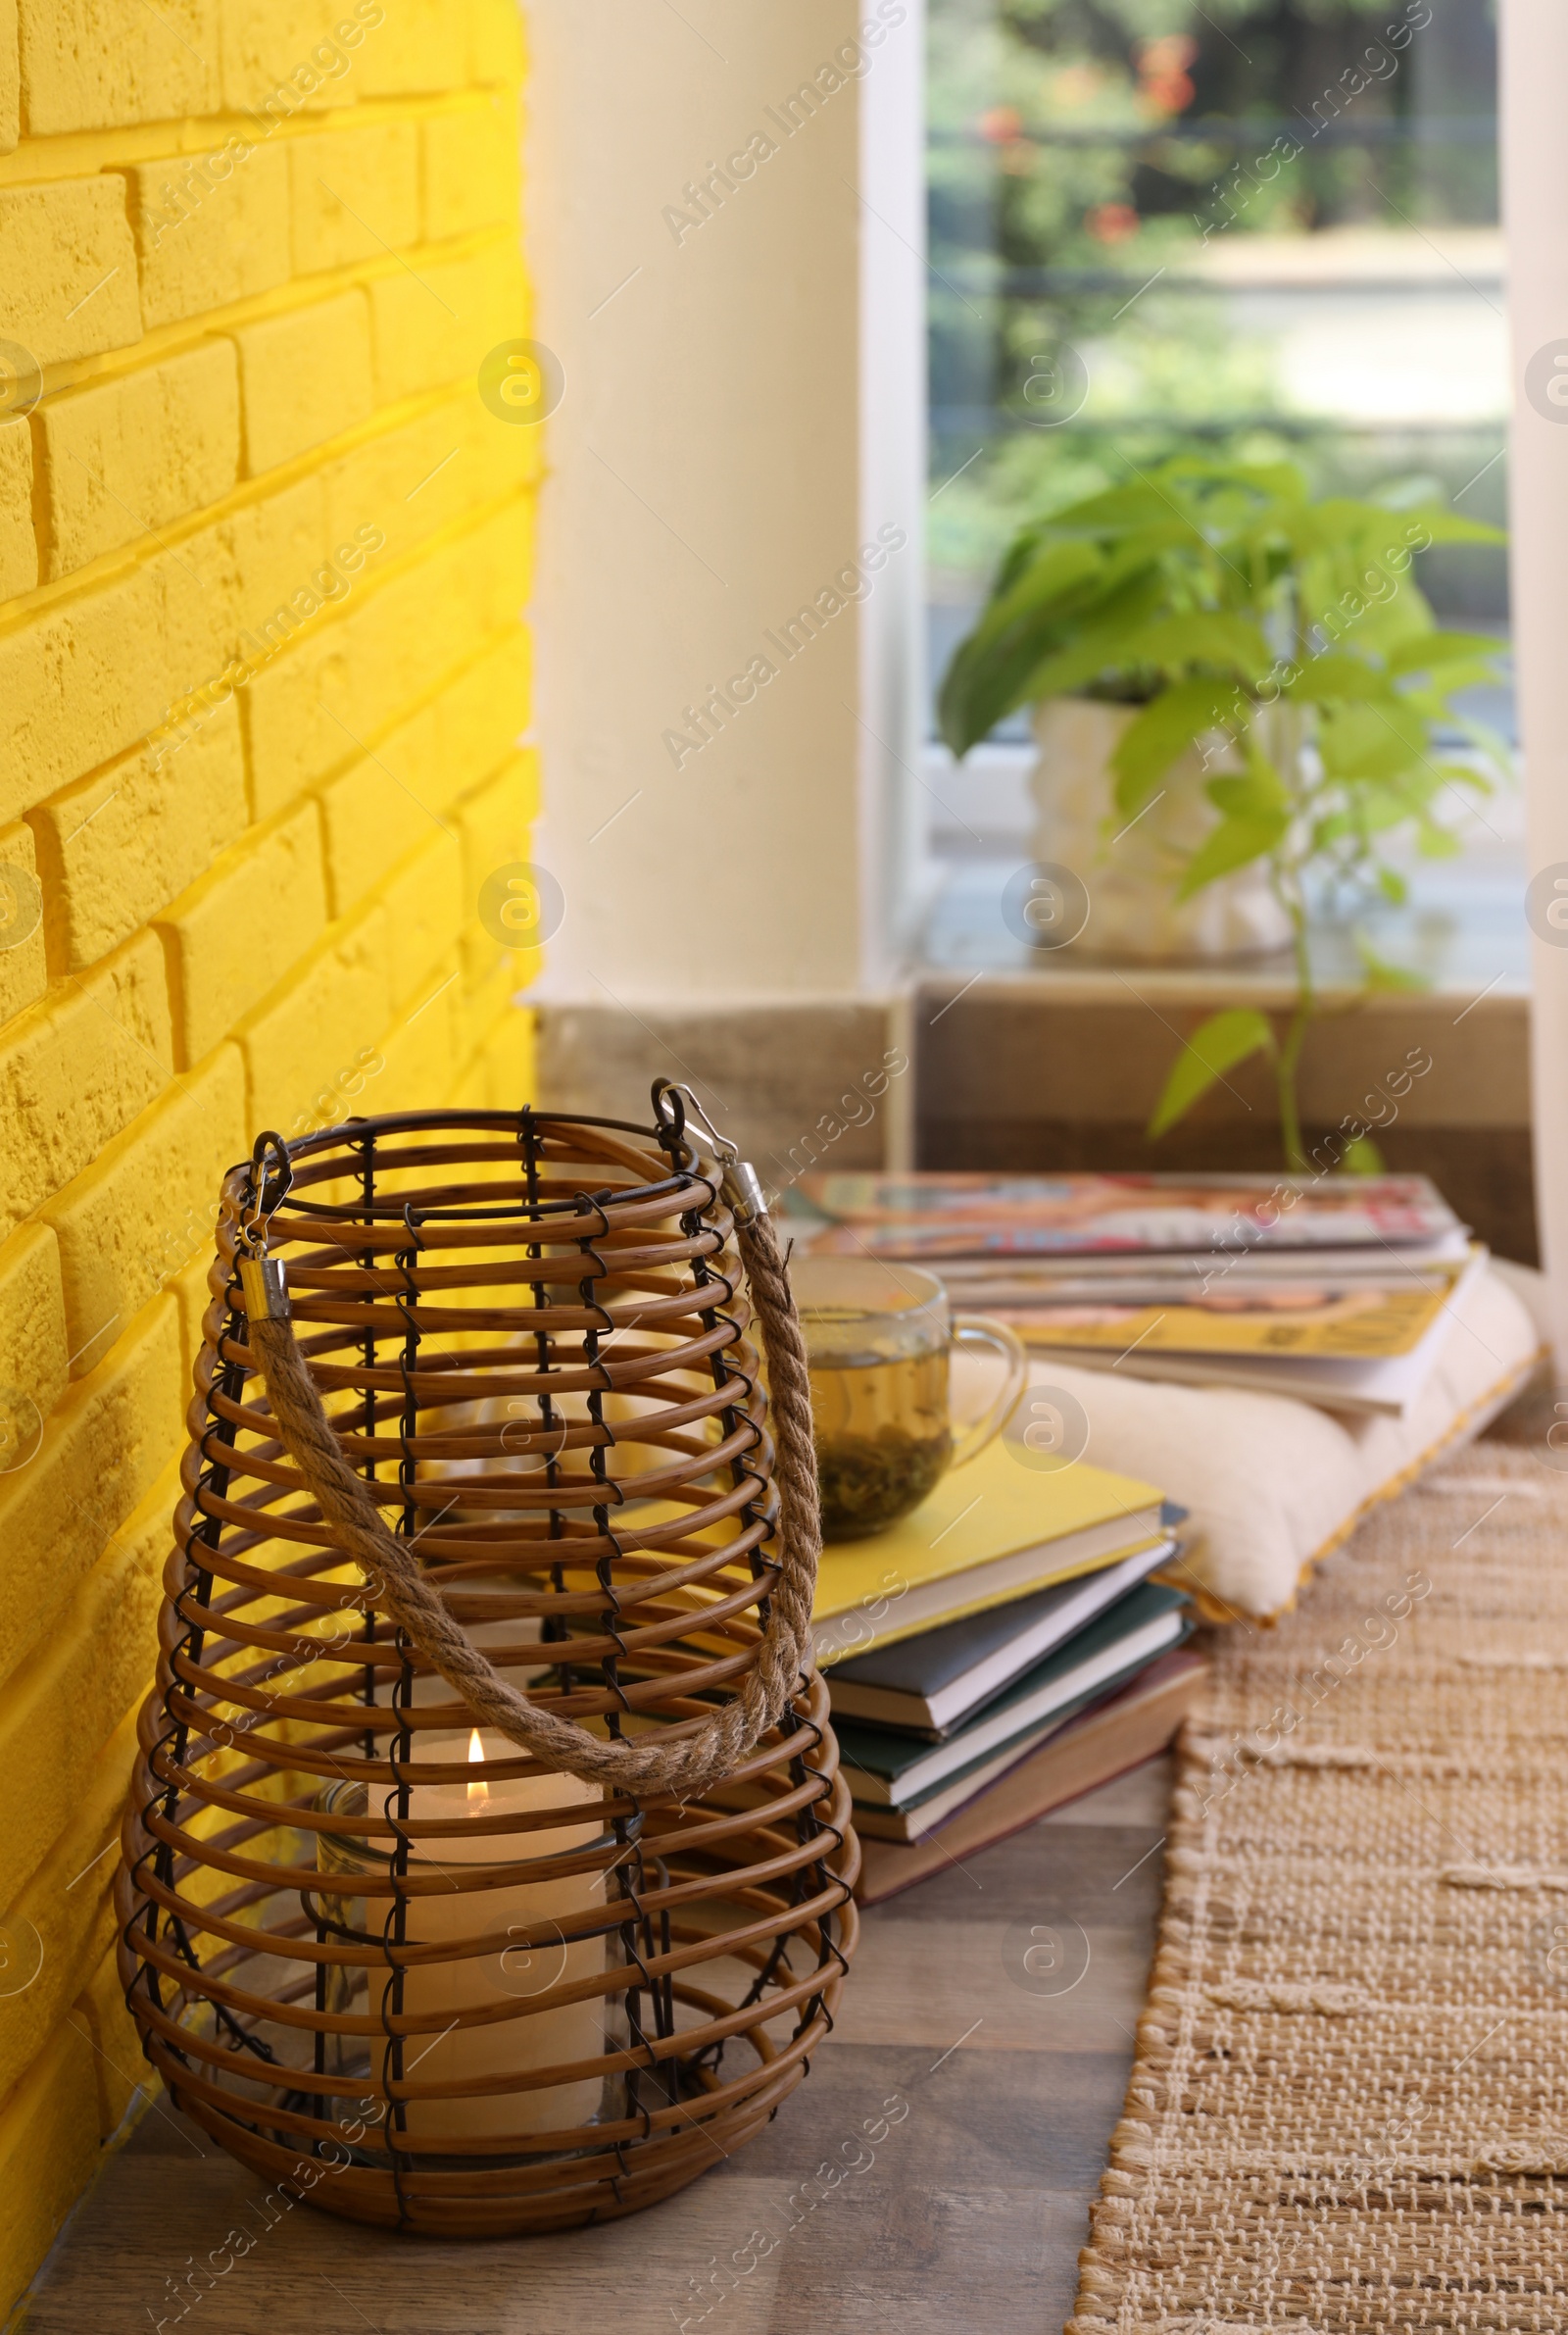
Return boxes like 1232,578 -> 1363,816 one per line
15,1756 -> 1173,2335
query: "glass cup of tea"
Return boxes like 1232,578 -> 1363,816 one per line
791,1256 -> 1029,1539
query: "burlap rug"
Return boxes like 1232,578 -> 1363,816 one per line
1069,1435 -> 1568,2333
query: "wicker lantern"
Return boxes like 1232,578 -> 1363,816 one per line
116,1089 -> 858,2235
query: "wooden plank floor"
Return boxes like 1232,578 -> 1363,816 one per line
13,1756 -> 1174,2335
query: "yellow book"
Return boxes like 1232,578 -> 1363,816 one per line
811,1440 -> 1169,1667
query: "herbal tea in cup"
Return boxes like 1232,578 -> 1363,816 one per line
791,1257 -> 1028,1538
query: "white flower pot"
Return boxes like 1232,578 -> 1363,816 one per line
1028,696 -> 1294,963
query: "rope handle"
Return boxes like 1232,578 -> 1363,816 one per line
233,1142 -> 822,1803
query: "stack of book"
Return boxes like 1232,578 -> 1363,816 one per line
792,1170 -> 1477,1418
812,1440 -> 1206,1903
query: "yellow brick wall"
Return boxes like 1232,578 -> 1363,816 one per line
0,1 -> 537,2309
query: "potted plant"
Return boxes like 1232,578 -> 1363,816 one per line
939,457 -> 1510,1166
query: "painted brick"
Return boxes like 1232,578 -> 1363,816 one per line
0,0 -> 16,152
17,0 -> 219,133
466,492 -> 533,627
317,730 -> 444,916
77,924 -> 173,1074
0,178 -> 141,368
0,1295 -> 180,1691
447,1048 -> 488,1111
0,1460 -> 174,1910
240,521 -> 508,817
231,518 -> 387,676
458,939 -> 519,1051
285,1033 -> 390,1148
376,948 -> 458,1110
368,237 -> 526,404
456,752 -> 532,908
184,471 -> 329,672
33,341 -> 240,581
28,702 -> 248,973
290,120 -> 419,273
168,1245 -> 218,1383
437,627 -> 532,800
0,1704 -> 137,2111
480,997 -> 533,1112
0,2022 -> 100,2317
0,7 -> 531,2307
156,802 -> 327,1068
0,941 -> 172,1243
158,508 -> 390,811
379,827 -> 464,1002
325,397 -> 534,569
220,0 -> 371,116
71,1961 -> 144,2138
460,919 -> 520,1006
0,819 -> 47,1022
323,403 -> 471,562
229,288 -> 373,477
39,1046 -> 245,1374
234,903 -> 392,1130
302,628 -> 530,879
422,100 -> 518,240
0,415 -> 35,599
73,1948 -> 146,2140
116,138 -> 290,332
0,532 -> 226,823
470,0 -> 523,87
0,1219 -> 68,1422
358,0 -> 465,95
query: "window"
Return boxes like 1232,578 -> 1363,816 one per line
921,0 -> 1515,981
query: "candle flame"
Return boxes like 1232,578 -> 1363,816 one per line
466,1726 -> 488,1809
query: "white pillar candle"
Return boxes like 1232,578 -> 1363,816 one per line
400,1729 -> 610,2142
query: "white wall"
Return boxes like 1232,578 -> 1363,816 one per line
525,0 -> 923,1005
1501,0 -> 1568,1361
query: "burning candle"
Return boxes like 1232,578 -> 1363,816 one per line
400,1729 -> 610,2142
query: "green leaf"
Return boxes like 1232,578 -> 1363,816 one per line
1317,702 -> 1429,785
1175,810 -> 1289,899
1386,629 -> 1507,677
1283,654 -> 1398,705
1016,571 -> 1173,704
1148,1010 -> 1276,1140
1408,510 -> 1506,546
1119,612 -> 1275,681
1376,867 -> 1408,906
1341,1135 -> 1387,1174
1109,679 -> 1243,815
938,538 -> 1108,754
1356,939 -> 1430,993
1206,761 -> 1290,820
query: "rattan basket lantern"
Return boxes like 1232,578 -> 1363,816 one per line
116,1092 -> 858,2236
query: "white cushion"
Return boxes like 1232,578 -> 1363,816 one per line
1011,1261 -> 1544,1622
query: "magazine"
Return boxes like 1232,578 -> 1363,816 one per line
792,1171 -> 1464,1260
983,1263 -> 1469,1362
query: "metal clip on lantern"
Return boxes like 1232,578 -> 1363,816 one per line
117,1090 -> 856,2236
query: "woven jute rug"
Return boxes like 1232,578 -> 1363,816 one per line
1069,1435 -> 1568,2334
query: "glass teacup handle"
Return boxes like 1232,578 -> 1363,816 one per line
950,1314 -> 1029,1467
